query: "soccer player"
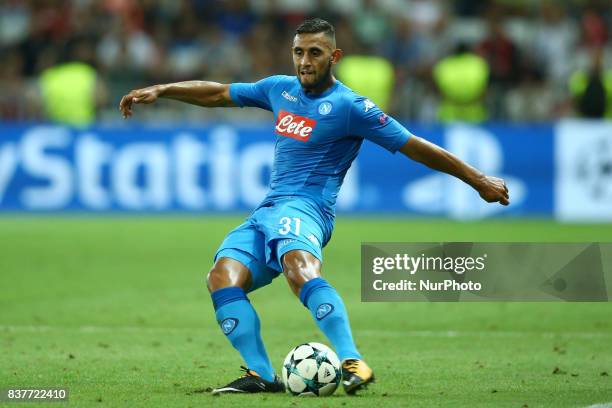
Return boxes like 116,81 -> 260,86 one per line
119,18 -> 509,395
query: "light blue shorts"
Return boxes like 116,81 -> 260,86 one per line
214,199 -> 328,292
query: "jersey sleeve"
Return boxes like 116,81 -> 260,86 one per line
229,75 -> 283,111
348,96 -> 412,153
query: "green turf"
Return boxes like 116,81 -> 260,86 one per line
1,217 -> 611,407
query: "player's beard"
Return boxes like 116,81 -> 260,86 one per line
300,60 -> 333,93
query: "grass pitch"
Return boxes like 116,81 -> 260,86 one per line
1,217 -> 611,407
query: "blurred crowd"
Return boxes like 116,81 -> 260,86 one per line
0,0 -> 611,124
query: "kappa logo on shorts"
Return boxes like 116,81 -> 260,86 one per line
315,303 -> 334,320
307,234 -> 320,247
278,238 -> 297,248
221,318 -> 238,335
275,110 -> 317,142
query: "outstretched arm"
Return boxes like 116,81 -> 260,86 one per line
119,81 -> 235,119
400,136 -> 510,206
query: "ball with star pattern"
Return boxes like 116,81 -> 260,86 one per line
282,342 -> 341,396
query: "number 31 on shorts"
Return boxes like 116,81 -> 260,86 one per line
278,217 -> 301,236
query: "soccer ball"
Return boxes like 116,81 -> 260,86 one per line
282,342 -> 341,396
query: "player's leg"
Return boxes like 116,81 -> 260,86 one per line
207,258 -> 273,379
281,249 -> 374,394
208,222 -> 284,394
258,199 -> 373,393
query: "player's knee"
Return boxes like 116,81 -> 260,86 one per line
206,258 -> 253,293
282,250 -> 321,295
206,266 -> 227,293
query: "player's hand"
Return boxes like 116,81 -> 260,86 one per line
119,85 -> 163,119
474,175 -> 510,206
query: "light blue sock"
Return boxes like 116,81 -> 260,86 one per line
211,287 -> 275,381
300,277 -> 362,361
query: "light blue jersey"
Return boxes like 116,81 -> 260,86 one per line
217,75 -> 412,290
231,75 -> 411,228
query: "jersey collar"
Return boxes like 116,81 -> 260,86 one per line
299,79 -> 341,100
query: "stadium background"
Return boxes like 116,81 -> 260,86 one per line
1,1 -> 611,407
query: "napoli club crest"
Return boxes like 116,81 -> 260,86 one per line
221,318 -> 238,335
318,101 -> 332,115
316,303 -> 334,320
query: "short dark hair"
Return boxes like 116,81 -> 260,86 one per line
295,18 -> 335,40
